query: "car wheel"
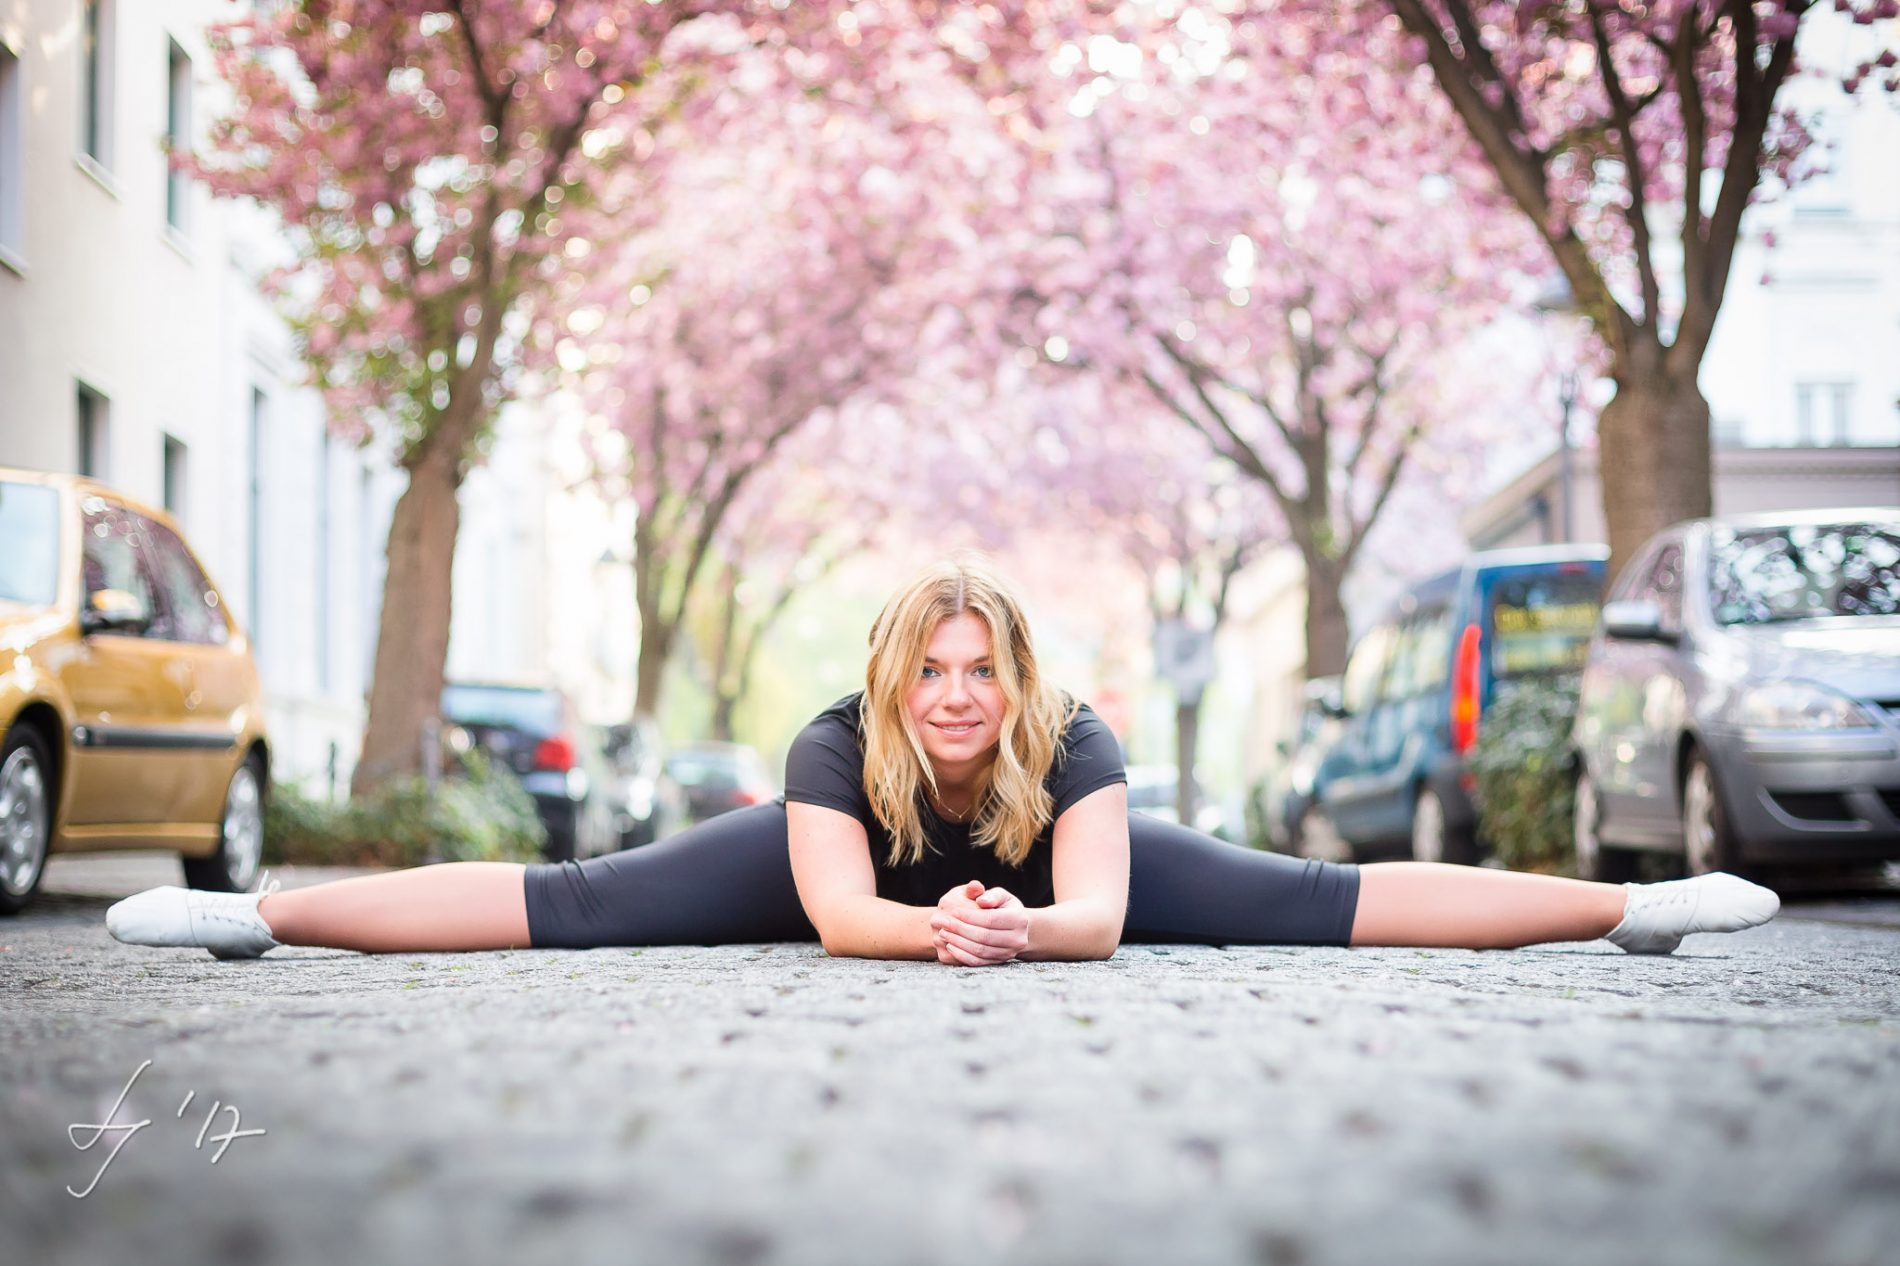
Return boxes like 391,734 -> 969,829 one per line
1295,805 -> 1353,863
1410,788 -> 1477,866
1681,751 -> 1741,877
183,756 -> 265,893
0,726 -> 54,916
1572,768 -> 1638,883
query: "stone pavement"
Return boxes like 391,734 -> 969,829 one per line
3,853 -> 1898,1266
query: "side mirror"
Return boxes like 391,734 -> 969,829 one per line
1601,599 -> 1675,643
80,588 -> 151,636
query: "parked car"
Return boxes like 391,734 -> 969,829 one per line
439,682 -> 620,862
1260,675 -> 1345,854
1312,545 -> 1610,863
600,716 -> 685,848
1571,510 -> 1900,881
0,468 -> 272,914
1125,763 -> 1226,837
665,742 -> 776,824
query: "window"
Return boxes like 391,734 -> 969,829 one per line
0,482 -> 61,606
1385,609 -> 1452,699
80,501 -> 156,632
165,40 -> 191,233
0,42 -> 22,262
1794,381 -> 1853,446
77,383 -> 110,479
136,513 -> 227,645
1339,624 -> 1395,716
162,434 -> 187,518
1633,541 -> 1686,634
78,0 -> 115,171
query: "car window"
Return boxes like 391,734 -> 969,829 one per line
1384,608 -> 1451,699
1340,624 -> 1394,715
1632,542 -> 1685,633
0,481 -> 61,606
135,514 -> 229,646
1708,522 -> 1900,624
80,501 -> 158,632
440,685 -> 564,733
1487,567 -> 1605,676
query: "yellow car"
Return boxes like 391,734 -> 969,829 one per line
0,467 -> 271,915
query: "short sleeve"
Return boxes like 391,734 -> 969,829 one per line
1050,703 -> 1128,820
783,713 -> 872,823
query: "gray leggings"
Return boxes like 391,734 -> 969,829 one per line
523,803 -> 1360,949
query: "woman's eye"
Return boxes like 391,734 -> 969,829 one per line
920,666 -> 939,678
974,666 -> 993,678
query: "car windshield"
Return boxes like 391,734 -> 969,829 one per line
1709,522 -> 1900,625
1486,568 -> 1603,678
440,685 -> 563,733
0,482 -> 60,607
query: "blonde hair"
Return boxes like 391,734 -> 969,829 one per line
860,555 -> 1079,868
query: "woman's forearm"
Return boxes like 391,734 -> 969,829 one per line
815,894 -> 940,960
1020,898 -> 1122,961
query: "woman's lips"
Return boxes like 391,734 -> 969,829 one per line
933,721 -> 981,736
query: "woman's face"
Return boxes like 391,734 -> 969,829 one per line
906,612 -> 1004,780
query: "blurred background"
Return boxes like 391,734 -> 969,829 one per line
1,0 -> 1895,882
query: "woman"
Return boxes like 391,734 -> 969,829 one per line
106,557 -> 1779,962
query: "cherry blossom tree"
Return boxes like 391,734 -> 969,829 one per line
189,1 -> 757,792
554,26 -> 1020,720
991,5 -> 1541,677
186,0 -> 1055,791
1379,0 -> 1899,576
1045,387 -> 1283,824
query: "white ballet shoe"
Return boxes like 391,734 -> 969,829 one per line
106,870 -> 284,960
1604,872 -> 1780,955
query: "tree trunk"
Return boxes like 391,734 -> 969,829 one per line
633,583 -> 673,722
1596,356 -> 1714,586
1301,550 -> 1351,680
351,438 -> 466,797
1173,695 -> 1201,826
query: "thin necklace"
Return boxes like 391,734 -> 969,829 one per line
932,793 -> 975,822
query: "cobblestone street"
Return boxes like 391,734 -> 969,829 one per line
4,854 -> 1898,1266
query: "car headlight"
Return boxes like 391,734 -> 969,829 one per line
1735,681 -> 1876,731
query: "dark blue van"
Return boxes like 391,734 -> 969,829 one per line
1312,545 -> 1609,863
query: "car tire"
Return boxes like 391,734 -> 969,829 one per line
1681,750 -> 1742,877
1572,768 -> 1638,883
183,754 -> 265,894
0,725 -> 55,916
1410,787 -> 1477,865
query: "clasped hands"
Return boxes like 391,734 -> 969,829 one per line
932,880 -> 1029,966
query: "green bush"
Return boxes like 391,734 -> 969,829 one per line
264,750 -> 546,869
1467,677 -> 1581,875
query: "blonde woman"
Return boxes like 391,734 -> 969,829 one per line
106,557 -> 1779,963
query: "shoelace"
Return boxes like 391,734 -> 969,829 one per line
195,870 -> 282,929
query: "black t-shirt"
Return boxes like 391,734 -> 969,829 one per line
781,692 -> 1127,908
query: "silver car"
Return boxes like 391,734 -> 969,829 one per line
1571,509 -> 1900,881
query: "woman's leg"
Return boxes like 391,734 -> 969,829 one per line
257,862 -> 532,953
521,801 -> 816,948
1347,862 -> 1626,950
1122,814 -> 1361,945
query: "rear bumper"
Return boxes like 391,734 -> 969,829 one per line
1701,727 -> 1900,862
